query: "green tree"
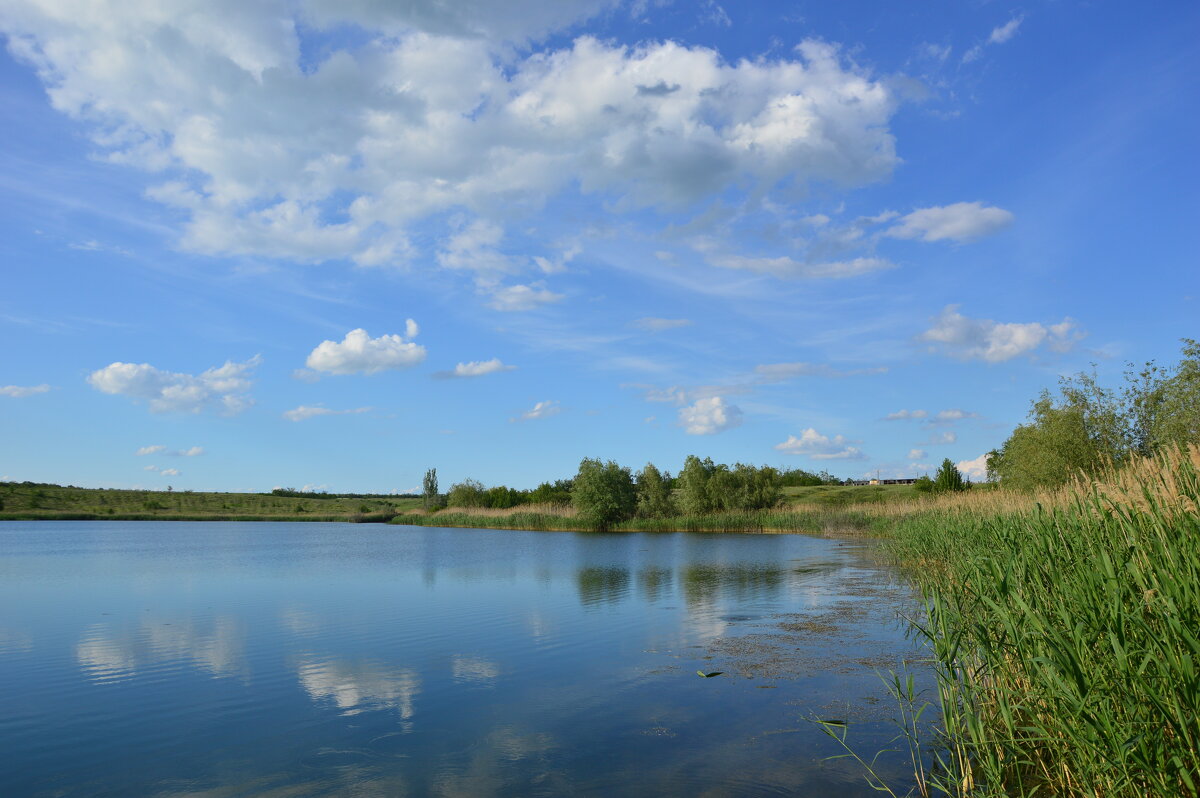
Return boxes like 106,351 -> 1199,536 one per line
913,475 -> 934,493
529,479 -> 573,506
933,458 -> 966,493
571,458 -> 636,530
422,468 -> 439,509
1124,338 -> 1200,455
446,478 -> 485,508
635,463 -> 676,518
991,393 -> 1116,490
677,455 -> 716,514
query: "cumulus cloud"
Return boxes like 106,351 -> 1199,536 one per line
887,202 -> 1013,242
282,405 -> 371,422
136,445 -> 204,457
0,384 -> 51,397
0,7 -> 900,286
678,396 -> 743,435
885,409 -> 928,420
305,327 -> 425,375
957,453 -> 991,480
434,358 -> 516,379
630,317 -> 692,332
514,400 -> 561,422
88,356 -> 260,414
925,431 -> 958,445
908,449 -> 927,460
142,465 -> 182,476
774,428 -> 866,460
919,305 -> 1083,362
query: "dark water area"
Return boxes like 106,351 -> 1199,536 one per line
0,522 -> 930,796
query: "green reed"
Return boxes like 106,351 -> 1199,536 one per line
885,448 -> 1200,796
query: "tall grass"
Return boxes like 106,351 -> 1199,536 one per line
884,446 -> 1200,796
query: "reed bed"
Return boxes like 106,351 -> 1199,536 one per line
884,445 -> 1200,797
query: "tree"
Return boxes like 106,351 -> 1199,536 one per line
677,455 -> 716,515
571,458 -> 636,530
446,478 -> 485,508
422,468 -> 439,509
913,475 -> 934,493
635,463 -> 676,518
933,458 -> 966,493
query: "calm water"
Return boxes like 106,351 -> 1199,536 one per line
0,522 -> 928,796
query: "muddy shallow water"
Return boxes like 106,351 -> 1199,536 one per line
0,521 -> 931,796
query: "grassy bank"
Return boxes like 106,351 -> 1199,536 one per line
387,505 -> 874,534
0,481 -> 421,521
873,447 -> 1200,797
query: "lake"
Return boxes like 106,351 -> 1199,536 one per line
0,522 -> 928,796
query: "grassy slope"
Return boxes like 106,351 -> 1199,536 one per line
0,482 -> 423,520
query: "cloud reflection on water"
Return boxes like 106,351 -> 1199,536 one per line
295,657 -> 421,718
75,617 -> 246,683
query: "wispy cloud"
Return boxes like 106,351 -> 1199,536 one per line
282,405 -> 371,422
135,445 -> 204,457
630,317 -> 693,333
513,400 -> 562,422
0,384 -> 51,398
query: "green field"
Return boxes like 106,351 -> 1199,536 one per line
0,481 -> 423,521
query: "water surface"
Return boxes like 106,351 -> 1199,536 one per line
0,522 -> 926,796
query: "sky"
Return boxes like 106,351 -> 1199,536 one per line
0,0 -> 1197,494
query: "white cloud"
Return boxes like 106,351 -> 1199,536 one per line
919,305 -> 1083,362
282,405 -> 371,422
305,327 -> 425,375
989,17 -> 1024,45
678,396 -> 742,435
515,400 -> 561,422
707,254 -> 894,279
774,428 -> 866,460
885,409 -> 928,420
136,445 -> 204,456
925,431 -> 958,445
957,453 -> 990,480
907,449 -> 927,460
630,317 -> 692,332
886,202 -> 1013,242
88,356 -> 260,414
436,358 -> 516,378
160,468 -> 180,477
0,383 -> 51,397
0,9 -> 899,277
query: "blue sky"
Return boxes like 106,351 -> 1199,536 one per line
1,0 -> 1196,493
